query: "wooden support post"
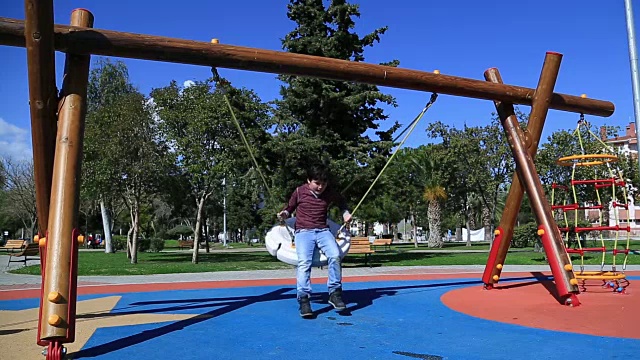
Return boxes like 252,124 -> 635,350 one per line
39,8 -> 93,340
0,17 -> 615,117
24,0 -> 57,236
483,52 -> 563,287
485,67 -> 580,306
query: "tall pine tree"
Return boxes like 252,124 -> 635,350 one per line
269,0 -> 401,217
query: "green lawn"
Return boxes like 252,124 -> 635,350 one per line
9,246 -> 639,276
11,251 -> 294,276
392,239 -> 640,251
163,240 -> 260,250
391,242 -> 499,251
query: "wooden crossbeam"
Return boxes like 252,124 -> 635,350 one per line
0,17 -> 614,117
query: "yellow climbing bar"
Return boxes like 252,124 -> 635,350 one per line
556,154 -> 618,167
574,271 -> 627,280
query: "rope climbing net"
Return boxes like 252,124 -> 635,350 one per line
550,117 -> 632,293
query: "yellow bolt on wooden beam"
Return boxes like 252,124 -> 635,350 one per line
47,291 -> 63,303
537,229 -> 545,236
492,275 -> 499,281
48,314 -> 63,326
496,264 -> 503,270
211,38 -> 219,44
39,237 -> 46,246
494,229 -> 501,235
433,69 -> 440,74
564,264 -> 573,271
77,235 -> 85,244
570,278 -> 579,285
581,94 -> 587,98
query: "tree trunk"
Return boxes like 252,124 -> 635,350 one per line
126,226 -> 133,259
204,217 -> 210,253
29,219 -> 36,244
100,199 -> 114,253
392,224 -> 398,241
482,206 -> 492,246
192,195 -> 207,264
465,218 -> 472,247
411,210 -> 418,248
212,219 -> 217,242
427,201 -> 444,248
130,199 -> 140,264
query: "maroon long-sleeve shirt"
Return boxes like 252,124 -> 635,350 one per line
282,183 -> 349,231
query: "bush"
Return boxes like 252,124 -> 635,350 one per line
167,225 -> 193,239
149,237 -> 165,252
512,222 -> 538,248
137,237 -> 150,252
110,235 -> 160,252
112,235 -> 127,251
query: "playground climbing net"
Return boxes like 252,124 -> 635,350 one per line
550,117 -> 632,293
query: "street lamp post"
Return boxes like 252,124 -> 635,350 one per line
624,0 -> 640,171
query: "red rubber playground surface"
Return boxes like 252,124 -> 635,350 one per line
1,270 -> 639,359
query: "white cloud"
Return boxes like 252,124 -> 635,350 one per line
0,118 -> 32,161
183,80 -> 195,88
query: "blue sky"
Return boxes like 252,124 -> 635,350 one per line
0,0 -> 636,161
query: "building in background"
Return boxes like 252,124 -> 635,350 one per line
602,122 -> 638,158
588,122 -> 640,236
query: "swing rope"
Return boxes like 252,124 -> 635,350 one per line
211,67 -> 273,198
347,93 -> 438,220
210,66 -> 438,232
339,93 -> 439,195
211,67 -> 296,241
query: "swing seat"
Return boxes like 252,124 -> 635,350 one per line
265,217 -> 351,267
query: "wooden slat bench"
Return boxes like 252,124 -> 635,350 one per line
0,239 -> 26,253
372,238 -> 392,251
348,237 -> 375,267
177,240 -> 194,250
7,243 -> 40,267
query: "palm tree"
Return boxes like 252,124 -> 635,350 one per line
423,183 -> 447,248
411,148 -> 447,248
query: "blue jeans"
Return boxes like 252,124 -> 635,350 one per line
294,228 -> 342,300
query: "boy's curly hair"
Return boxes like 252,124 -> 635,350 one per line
306,163 -> 330,183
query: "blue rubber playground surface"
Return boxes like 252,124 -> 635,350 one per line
2,273 -> 638,360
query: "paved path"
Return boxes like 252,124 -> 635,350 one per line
2,253 -> 640,287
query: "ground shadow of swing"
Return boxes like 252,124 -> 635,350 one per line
490,272 -> 564,304
70,275 -> 547,357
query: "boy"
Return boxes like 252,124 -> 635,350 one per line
278,164 -> 352,317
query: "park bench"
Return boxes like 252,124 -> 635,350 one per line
372,238 -> 392,251
7,243 -> 40,267
348,237 -> 375,267
0,239 -> 26,253
178,240 -> 194,250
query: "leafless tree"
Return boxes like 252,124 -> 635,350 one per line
0,158 -> 37,240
